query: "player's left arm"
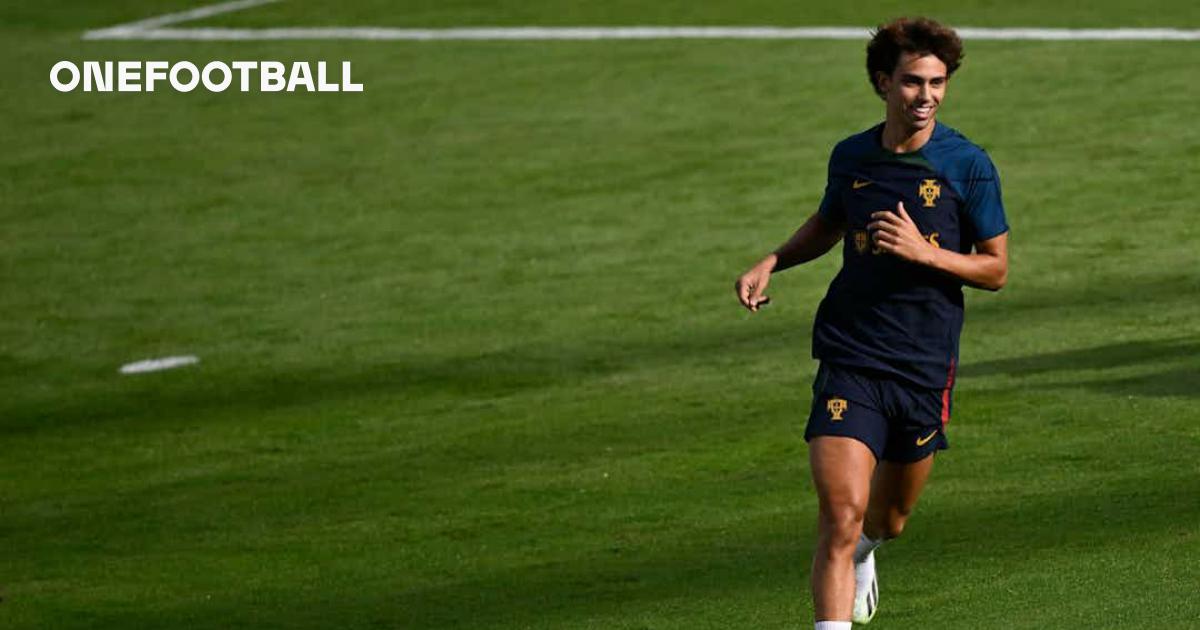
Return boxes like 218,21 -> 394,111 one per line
869,202 -> 1008,290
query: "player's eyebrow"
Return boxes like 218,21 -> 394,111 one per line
901,73 -> 947,82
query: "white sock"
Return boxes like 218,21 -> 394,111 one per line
854,532 -> 883,564
815,622 -> 852,630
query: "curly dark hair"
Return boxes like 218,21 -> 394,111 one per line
866,17 -> 963,98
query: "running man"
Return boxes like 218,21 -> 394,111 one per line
733,17 -> 1009,629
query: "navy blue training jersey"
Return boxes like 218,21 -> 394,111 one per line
812,122 -> 1008,389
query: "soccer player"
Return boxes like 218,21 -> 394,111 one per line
733,17 -> 1009,629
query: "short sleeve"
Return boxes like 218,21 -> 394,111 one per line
964,154 -> 1008,241
817,146 -> 848,223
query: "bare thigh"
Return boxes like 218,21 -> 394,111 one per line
810,437 -> 876,517
865,455 -> 935,539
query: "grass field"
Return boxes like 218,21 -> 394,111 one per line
2,1 -> 1199,628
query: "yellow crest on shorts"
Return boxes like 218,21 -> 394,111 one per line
826,397 -> 848,421
918,179 -> 941,207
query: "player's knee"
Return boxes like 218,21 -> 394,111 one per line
819,502 -> 866,551
880,519 -> 905,540
879,506 -> 913,540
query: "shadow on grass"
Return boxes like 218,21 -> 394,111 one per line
1047,365 -> 1199,398
969,272 -> 1199,322
962,271 -> 1200,399
6,271 -> 1197,435
962,337 -> 1200,376
0,317 -> 809,435
960,337 -> 1200,399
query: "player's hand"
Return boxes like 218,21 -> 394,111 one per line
869,202 -> 935,265
735,256 -> 774,312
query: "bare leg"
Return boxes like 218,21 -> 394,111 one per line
809,436 -> 876,622
864,454 -> 935,541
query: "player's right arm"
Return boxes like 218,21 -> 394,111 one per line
735,212 -> 844,312
736,142 -> 849,312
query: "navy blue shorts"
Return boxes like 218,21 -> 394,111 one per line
804,362 -> 953,463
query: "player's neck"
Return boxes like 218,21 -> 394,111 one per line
880,119 -> 936,154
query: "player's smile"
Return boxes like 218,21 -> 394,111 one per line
909,102 -> 935,122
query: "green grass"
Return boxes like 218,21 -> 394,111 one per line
192,0 -> 1200,29
2,1 -> 1199,628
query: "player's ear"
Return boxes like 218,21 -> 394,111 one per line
874,71 -> 890,99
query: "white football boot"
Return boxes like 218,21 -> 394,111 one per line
851,550 -> 878,624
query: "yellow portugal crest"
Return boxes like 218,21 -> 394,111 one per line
826,397 -> 848,421
918,179 -> 941,207
853,230 -> 869,254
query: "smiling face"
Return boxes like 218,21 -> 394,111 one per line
876,52 -> 948,134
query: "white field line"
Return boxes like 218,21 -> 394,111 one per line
85,25 -> 1200,42
119,355 -> 200,374
84,0 -> 280,39
80,0 -> 1200,42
